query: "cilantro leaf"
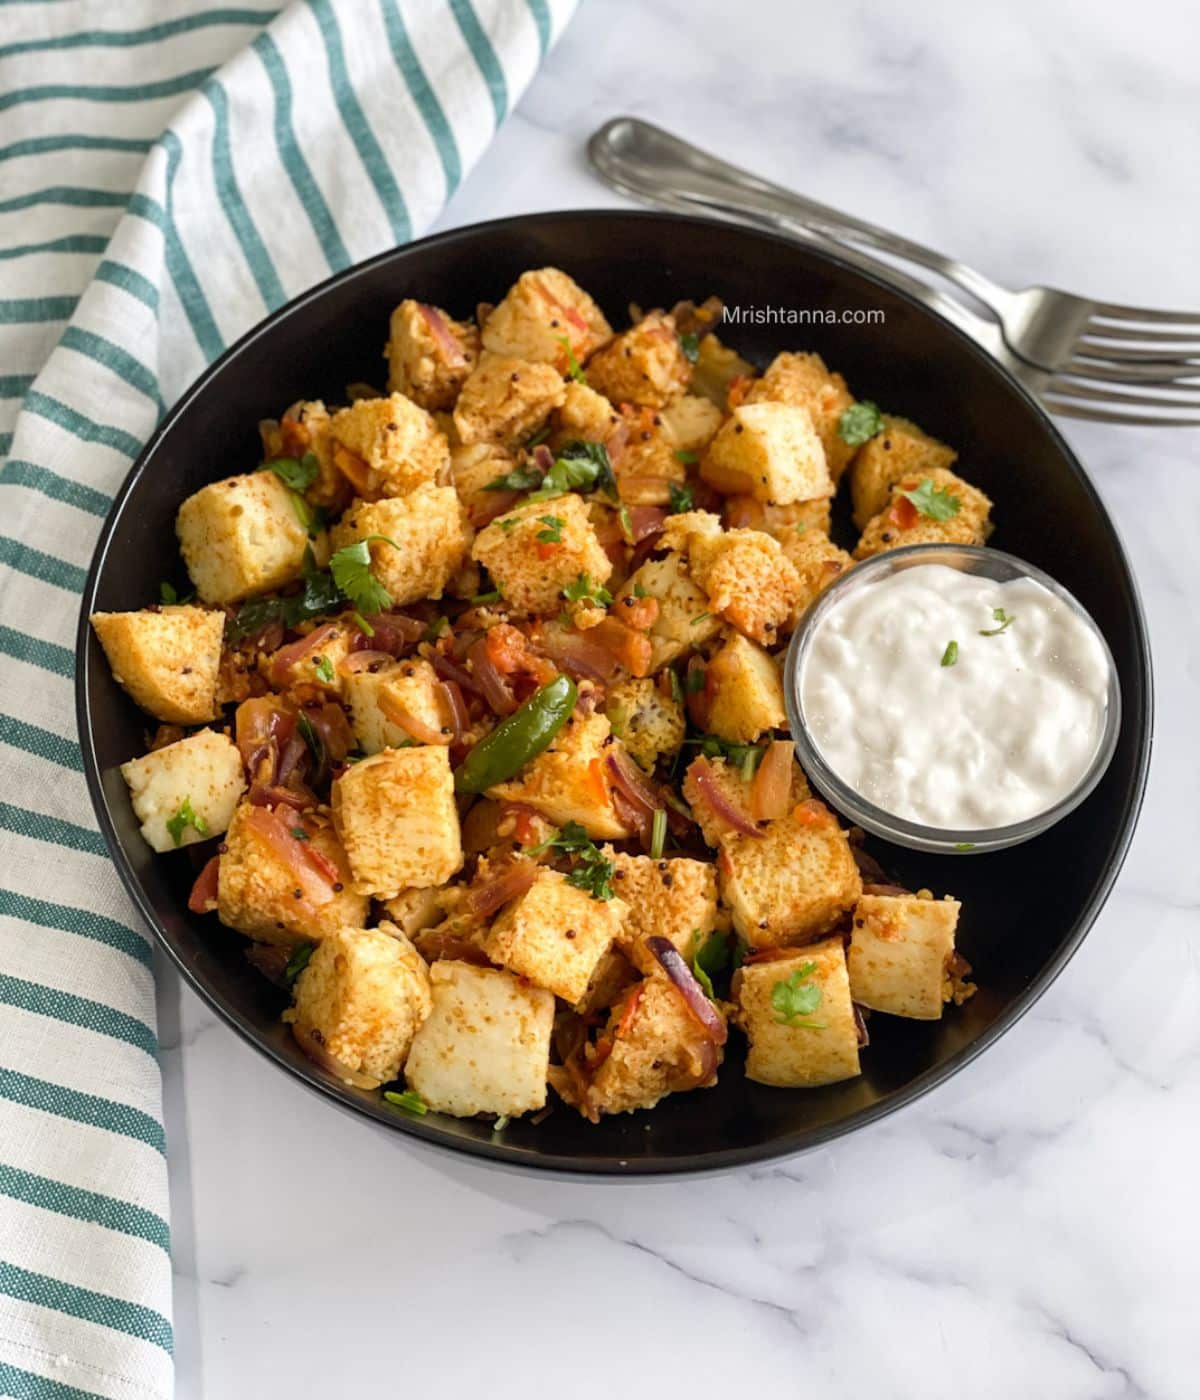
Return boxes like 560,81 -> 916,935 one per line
532,821 -> 616,901
673,450 -> 699,467
158,580 -> 195,605
679,332 -> 700,363
668,481 -> 694,513
165,796 -> 208,848
897,477 -> 962,521
685,734 -> 764,779
557,335 -> 588,385
314,654 -> 335,684
297,712 -> 324,769
527,440 -> 616,503
485,465 -> 544,492
941,640 -> 959,667
329,536 -> 397,614
771,962 -> 825,1027
471,589 -> 503,605
837,401 -> 884,446
283,941 -> 315,988
536,514 -> 564,544
563,572 -> 613,607
264,452 -> 320,493
979,607 -> 1015,636
383,1089 -> 429,1116
690,928 -> 730,999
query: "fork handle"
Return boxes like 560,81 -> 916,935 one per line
588,117 -> 1008,318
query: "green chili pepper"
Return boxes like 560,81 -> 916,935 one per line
453,674 -> 578,793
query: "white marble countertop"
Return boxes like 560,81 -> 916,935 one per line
164,2 -> 1199,1395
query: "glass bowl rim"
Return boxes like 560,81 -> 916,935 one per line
782,542 -> 1123,854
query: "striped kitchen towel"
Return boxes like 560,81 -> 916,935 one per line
0,2 -> 576,1395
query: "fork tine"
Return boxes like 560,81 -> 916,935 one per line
1044,376 -> 1200,412
1079,320 -> 1200,349
1044,397 -> 1200,428
1066,339 -> 1200,367
1087,301 -> 1200,327
1060,355 -> 1200,386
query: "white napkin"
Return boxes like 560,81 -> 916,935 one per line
0,3 -> 575,1395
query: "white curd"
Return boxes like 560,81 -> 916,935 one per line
798,563 -> 1111,831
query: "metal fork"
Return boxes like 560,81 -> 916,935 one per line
588,117 -> 1200,427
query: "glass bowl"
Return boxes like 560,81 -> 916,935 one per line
782,543 -> 1122,854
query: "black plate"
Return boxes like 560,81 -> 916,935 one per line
76,211 -> 1153,1176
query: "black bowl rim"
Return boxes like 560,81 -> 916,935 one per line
75,208 -> 1154,1178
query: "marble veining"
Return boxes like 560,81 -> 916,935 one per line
163,1 -> 1199,1395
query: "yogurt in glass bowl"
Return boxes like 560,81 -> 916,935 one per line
783,544 -> 1122,854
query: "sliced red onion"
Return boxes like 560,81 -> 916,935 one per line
438,680 -> 469,744
467,635 -> 519,716
750,740 -> 793,822
464,860 -> 537,918
293,1024 -> 379,1088
339,649 -> 395,675
429,650 -> 481,696
691,759 -> 763,838
628,505 -> 667,542
267,623 -> 337,689
247,782 -> 310,811
369,613 -> 425,657
418,302 -> 466,368
532,443 -> 555,475
647,937 -> 728,1045
187,855 -> 220,914
851,845 -> 889,885
378,691 -> 447,746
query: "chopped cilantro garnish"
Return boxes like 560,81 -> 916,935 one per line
314,654 -> 335,684
679,332 -> 700,362
771,962 -> 826,1028
264,452 -> 320,493
837,401 -> 884,446
532,821 -> 616,901
536,514 -> 565,545
329,535 -> 398,614
290,826 -> 309,841
668,668 -> 684,705
485,465 -> 544,493
979,607 -> 1015,636
383,1089 -> 429,1116
283,941 -> 315,987
297,713 -> 324,770
471,589 -> 503,605
941,640 -> 959,667
527,440 -> 617,504
690,928 -> 731,999
497,517 -> 520,533
690,611 -> 711,625
557,335 -> 587,385
351,611 -> 375,637
649,807 -> 667,860
686,734 -> 764,780
669,481 -> 694,512
158,580 -> 194,605
563,572 -> 613,607
673,450 -> 699,467
165,796 -> 208,848
422,615 -> 449,642
898,477 -> 962,521
617,504 -> 634,543
525,425 -> 552,449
